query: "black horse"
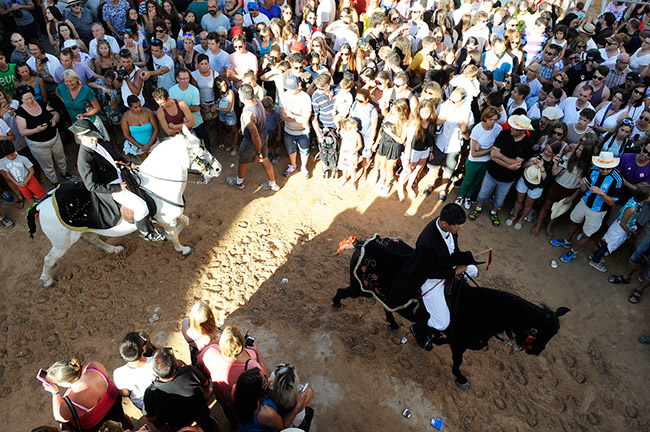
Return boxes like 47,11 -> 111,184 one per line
332,235 -> 570,389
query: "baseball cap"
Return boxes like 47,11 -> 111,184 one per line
247,1 -> 259,10
285,74 -> 299,90
627,71 -> 642,82
231,26 -> 243,37
63,39 -> 78,49
585,49 -> 604,63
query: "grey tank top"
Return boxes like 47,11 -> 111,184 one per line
242,100 -> 267,144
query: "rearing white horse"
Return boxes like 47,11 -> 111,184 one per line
27,128 -> 222,287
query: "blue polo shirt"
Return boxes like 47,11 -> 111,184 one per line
583,166 -> 623,212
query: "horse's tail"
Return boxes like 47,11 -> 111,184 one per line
26,193 -> 52,239
336,236 -> 365,254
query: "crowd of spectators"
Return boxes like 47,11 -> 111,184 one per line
37,301 -> 314,432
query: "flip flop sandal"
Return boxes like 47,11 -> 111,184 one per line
16,199 -> 24,209
490,212 -> 501,227
608,275 -> 631,285
629,289 -> 644,304
469,208 -> 481,220
638,334 -> 650,344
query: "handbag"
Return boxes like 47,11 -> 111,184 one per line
59,396 -> 82,432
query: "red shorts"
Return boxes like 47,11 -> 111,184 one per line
18,176 -> 45,200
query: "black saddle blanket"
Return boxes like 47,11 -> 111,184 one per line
52,181 -> 157,230
353,234 -> 417,311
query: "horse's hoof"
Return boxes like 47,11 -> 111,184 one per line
455,380 -> 470,390
181,248 -> 195,258
112,246 -> 125,254
43,279 -> 57,289
332,300 -> 342,309
388,323 -> 400,331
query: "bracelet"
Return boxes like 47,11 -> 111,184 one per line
52,392 -> 59,396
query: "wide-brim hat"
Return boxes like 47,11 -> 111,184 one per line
580,23 -> 596,36
550,200 -> 572,220
66,0 -> 83,7
69,118 -> 103,139
542,106 -> 561,121
592,151 -> 620,169
524,164 -> 542,185
450,250 -> 485,267
508,114 -> 533,130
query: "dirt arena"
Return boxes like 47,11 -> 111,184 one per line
2,151 -> 650,431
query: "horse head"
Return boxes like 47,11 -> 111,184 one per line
515,306 -> 570,356
181,125 -> 222,181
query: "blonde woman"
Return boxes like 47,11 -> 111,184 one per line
372,98 -> 411,197
198,325 -> 268,424
181,300 -> 220,365
93,40 -> 119,77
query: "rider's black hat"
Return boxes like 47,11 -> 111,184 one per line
69,118 -> 104,139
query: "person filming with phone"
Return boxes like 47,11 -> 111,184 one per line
198,325 -> 268,426
38,357 -> 130,432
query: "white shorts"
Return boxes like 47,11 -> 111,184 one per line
410,148 -> 430,163
515,177 -> 543,199
112,188 -> 148,220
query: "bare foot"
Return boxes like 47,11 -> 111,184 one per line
530,226 -> 540,237
545,229 -> 554,239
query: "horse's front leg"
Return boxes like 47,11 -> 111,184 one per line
451,343 -> 470,390
176,213 -> 190,234
82,232 -> 124,254
158,219 -> 194,256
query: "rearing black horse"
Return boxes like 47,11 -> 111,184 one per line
332,235 -> 570,389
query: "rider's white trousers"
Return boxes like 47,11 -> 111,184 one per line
111,189 -> 148,221
420,265 -> 478,331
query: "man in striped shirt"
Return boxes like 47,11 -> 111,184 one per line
551,152 -> 623,263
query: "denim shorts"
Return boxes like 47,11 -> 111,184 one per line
284,132 -> 310,157
515,176 -> 543,199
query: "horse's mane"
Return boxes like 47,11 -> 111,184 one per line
139,135 -> 191,172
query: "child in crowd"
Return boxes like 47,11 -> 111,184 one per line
0,140 -> 45,210
337,118 -> 363,192
333,77 -> 354,125
242,70 -> 265,101
262,96 -> 282,165
589,185 -> 650,275
113,331 -> 157,412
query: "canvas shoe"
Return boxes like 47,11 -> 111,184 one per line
260,181 -> 280,191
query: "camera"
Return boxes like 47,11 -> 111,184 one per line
244,330 -> 255,348
267,55 -> 276,64
39,57 -> 49,65
116,67 -> 127,80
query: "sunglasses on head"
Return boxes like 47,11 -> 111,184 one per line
623,118 -> 636,126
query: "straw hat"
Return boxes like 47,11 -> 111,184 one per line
524,163 -> 542,185
551,200 -> 572,220
508,114 -> 533,130
580,23 -> 596,36
592,151 -> 619,169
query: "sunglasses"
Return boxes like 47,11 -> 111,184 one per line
577,44 -> 586,48
592,75 -> 603,81
641,116 -> 650,121
643,147 -> 650,155
623,119 -> 636,126
634,89 -> 644,94
554,79 -> 564,84
552,131 -> 564,136
234,45 -> 244,49
155,29 -> 165,33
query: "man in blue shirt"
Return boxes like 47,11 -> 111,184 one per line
551,151 -> 623,263
259,0 -> 280,20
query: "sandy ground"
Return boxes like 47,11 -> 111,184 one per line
2,145 -> 650,432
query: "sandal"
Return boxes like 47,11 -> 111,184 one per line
16,198 -> 24,209
629,288 -> 644,304
608,275 -> 631,285
638,334 -> 650,344
469,207 -> 482,220
490,212 -> 500,227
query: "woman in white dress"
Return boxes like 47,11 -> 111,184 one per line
593,89 -> 629,136
632,37 -> 650,73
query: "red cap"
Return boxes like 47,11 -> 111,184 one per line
231,26 -> 243,37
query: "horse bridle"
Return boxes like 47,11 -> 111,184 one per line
135,146 -> 216,185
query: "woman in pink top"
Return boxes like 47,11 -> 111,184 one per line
198,325 -> 268,425
41,358 -> 128,432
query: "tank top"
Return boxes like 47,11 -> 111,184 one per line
128,122 -> 153,146
64,366 -> 119,430
412,126 -> 435,151
241,100 -> 267,144
191,69 -> 217,103
121,67 -> 145,107
588,82 -> 605,106
162,99 -> 186,127
16,100 -> 56,142
239,396 -> 279,432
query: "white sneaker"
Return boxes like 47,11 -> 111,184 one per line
505,219 -> 513,227
464,198 -> 472,210
455,197 -> 463,205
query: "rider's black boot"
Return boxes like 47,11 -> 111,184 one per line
135,217 -> 165,242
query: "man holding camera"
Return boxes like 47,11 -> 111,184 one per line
0,0 -> 35,37
117,49 -> 145,108
141,39 -> 175,93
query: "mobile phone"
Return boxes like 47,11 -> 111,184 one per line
37,369 -> 48,383
300,382 -> 309,394
244,330 -> 255,348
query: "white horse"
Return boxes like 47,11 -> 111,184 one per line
27,128 -> 222,287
